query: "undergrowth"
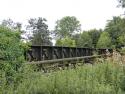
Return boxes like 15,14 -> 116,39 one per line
1,58 -> 125,94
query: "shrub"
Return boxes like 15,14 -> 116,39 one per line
0,26 -> 27,92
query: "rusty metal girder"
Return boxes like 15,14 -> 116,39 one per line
26,45 -> 113,62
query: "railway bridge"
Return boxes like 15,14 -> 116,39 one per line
26,45 -> 113,64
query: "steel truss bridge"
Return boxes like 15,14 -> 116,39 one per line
26,46 -> 113,64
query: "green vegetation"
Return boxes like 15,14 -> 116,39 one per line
0,25 -> 27,93
26,17 -> 52,46
0,26 -> 23,61
1,16 -> 124,48
105,17 -> 125,48
88,29 -> 102,48
53,16 -> 81,39
1,59 -> 125,94
97,32 -> 112,48
1,25 -> 125,94
53,16 -> 125,48
56,36 -> 76,47
1,1 -> 125,93
76,31 -> 93,48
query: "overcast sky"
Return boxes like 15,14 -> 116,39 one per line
0,0 -> 124,30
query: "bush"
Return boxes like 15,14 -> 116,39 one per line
0,26 -> 24,61
0,26 -> 27,92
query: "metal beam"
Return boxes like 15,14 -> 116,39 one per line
26,55 -> 104,65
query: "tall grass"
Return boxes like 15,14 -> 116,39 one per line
2,59 -> 124,94
1,52 -> 125,94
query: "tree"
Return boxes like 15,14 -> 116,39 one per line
88,29 -> 102,48
72,33 -> 80,46
118,0 -> 125,8
0,26 -> 23,61
0,25 -> 26,84
77,31 -> 93,48
1,19 -> 24,41
97,32 -> 112,48
105,16 -> 125,47
1,18 -> 22,32
117,33 -> 125,46
26,17 -> 52,45
53,16 -> 81,39
55,37 -> 76,47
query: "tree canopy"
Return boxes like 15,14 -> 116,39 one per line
55,37 -> 76,47
88,29 -> 102,48
0,26 -> 24,61
76,31 -> 93,48
97,32 -> 112,48
105,16 -> 125,47
26,17 -> 52,45
118,0 -> 125,7
1,19 -> 22,32
53,16 -> 81,39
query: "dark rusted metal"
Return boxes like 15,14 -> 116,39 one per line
26,55 -> 104,65
26,45 -> 113,62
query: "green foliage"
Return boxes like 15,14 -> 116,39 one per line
88,29 -> 102,48
56,37 -> 76,47
4,61 -> 125,94
0,26 -> 26,88
0,64 -> 36,94
105,17 -> 125,47
27,17 -> 52,45
77,31 -> 93,47
53,16 -> 81,39
97,32 -> 112,48
73,29 -> 102,48
0,26 -> 23,61
117,33 -> 125,46
1,19 -> 22,32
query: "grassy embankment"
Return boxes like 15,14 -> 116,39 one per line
1,52 -> 125,94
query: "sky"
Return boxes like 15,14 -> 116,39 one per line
0,0 -> 124,30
